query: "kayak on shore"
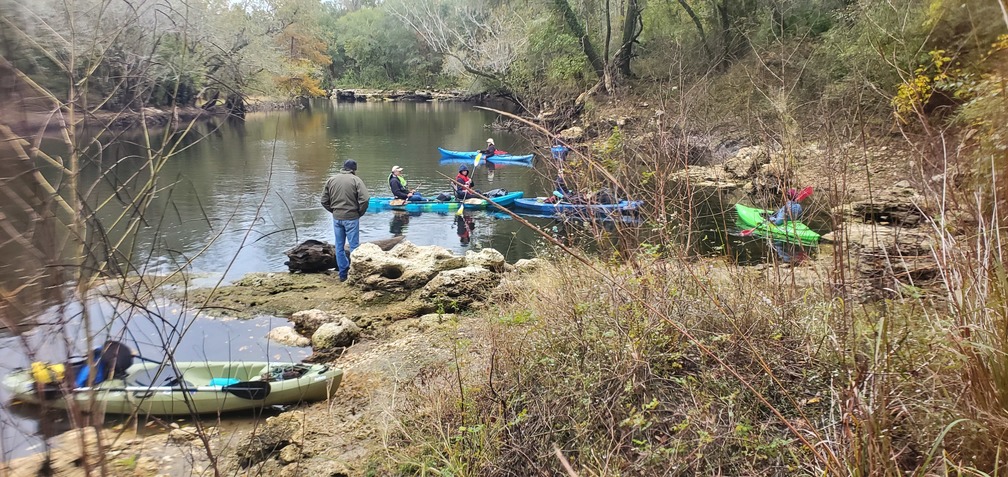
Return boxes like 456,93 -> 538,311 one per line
734,203 -> 821,244
3,360 -> 342,416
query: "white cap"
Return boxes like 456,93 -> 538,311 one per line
486,138 -> 494,144
391,165 -> 403,172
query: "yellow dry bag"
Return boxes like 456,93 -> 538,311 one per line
31,361 -> 65,384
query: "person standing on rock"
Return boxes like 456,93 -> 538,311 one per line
321,159 -> 370,281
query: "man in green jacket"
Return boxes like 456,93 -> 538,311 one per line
321,159 -> 370,281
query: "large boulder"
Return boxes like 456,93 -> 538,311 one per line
514,258 -> 546,273
290,309 -> 343,337
311,318 -> 361,349
723,146 -> 769,179
266,326 -> 311,347
348,241 -> 466,292
418,266 -> 500,311
844,181 -> 926,227
465,248 -> 506,272
823,221 -> 938,299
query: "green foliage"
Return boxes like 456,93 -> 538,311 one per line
523,19 -> 590,87
327,7 -> 442,88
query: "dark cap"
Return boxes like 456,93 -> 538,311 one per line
343,159 -> 358,171
458,164 -> 468,172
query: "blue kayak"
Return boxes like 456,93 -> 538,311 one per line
550,145 -> 570,160
437,147 -> 534,164
513,197 -> 643,216
438,157 -> 533,168
370,191 -> 524,212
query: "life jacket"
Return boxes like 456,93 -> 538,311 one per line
73,340 -> 134,387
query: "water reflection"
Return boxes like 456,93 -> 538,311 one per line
389,210 -> 415,236
770,240 -> 813,265
454,213 -> 476,245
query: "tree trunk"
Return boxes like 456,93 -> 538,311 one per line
675,0 -> 716,63
225,92 -> 246,119
553,0 -> 606,80
615,0 -> 643,78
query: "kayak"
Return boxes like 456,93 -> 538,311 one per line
550,145 -> 570,159
2,361 -> 342,416
437,147 -> 534,164
369,191 -> 524,212
441,156 -> 536,167
513,197 -> 643,216
735,203 -> 820,244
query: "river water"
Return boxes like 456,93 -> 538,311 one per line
0,99 -> 821,461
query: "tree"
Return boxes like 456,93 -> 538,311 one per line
386,0 -> 529,92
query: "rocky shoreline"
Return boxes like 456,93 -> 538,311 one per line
2,240 -> 543,476
1,193 -> 939,474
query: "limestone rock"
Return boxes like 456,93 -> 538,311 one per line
290,309 -> 342,337
266,326 -> 311,347
419,266 -> 500,312
845,183 -> 926,227
168,427 -> 199,443
514,258 -> 546,273
278,444 -> 302,464
348,241 -> 467,292
558,126 -> 584,140
236,411 -> 306,467
824,222 -> 934,256
312,318 -> 361,349
465,248 -> 506,272
722,146 -> 769,179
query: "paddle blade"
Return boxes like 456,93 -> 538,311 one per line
740,228 -> 755,237
473,153 -> 482,169
456,202 -> 464,216
223,381 -> 271,400
795,186 -> 814,201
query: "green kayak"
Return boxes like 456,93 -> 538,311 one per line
735,203 -> 820,244
3,361 -> 342,416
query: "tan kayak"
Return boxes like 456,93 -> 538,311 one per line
3,361 -> 342,416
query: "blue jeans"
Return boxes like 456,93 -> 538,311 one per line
333,218 -> 360,278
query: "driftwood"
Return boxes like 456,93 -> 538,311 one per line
284,239 -> 336,273
284,236 -> 407,273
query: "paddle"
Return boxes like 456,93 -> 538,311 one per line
75,380 -> 272,400
740,186 -> 814,237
